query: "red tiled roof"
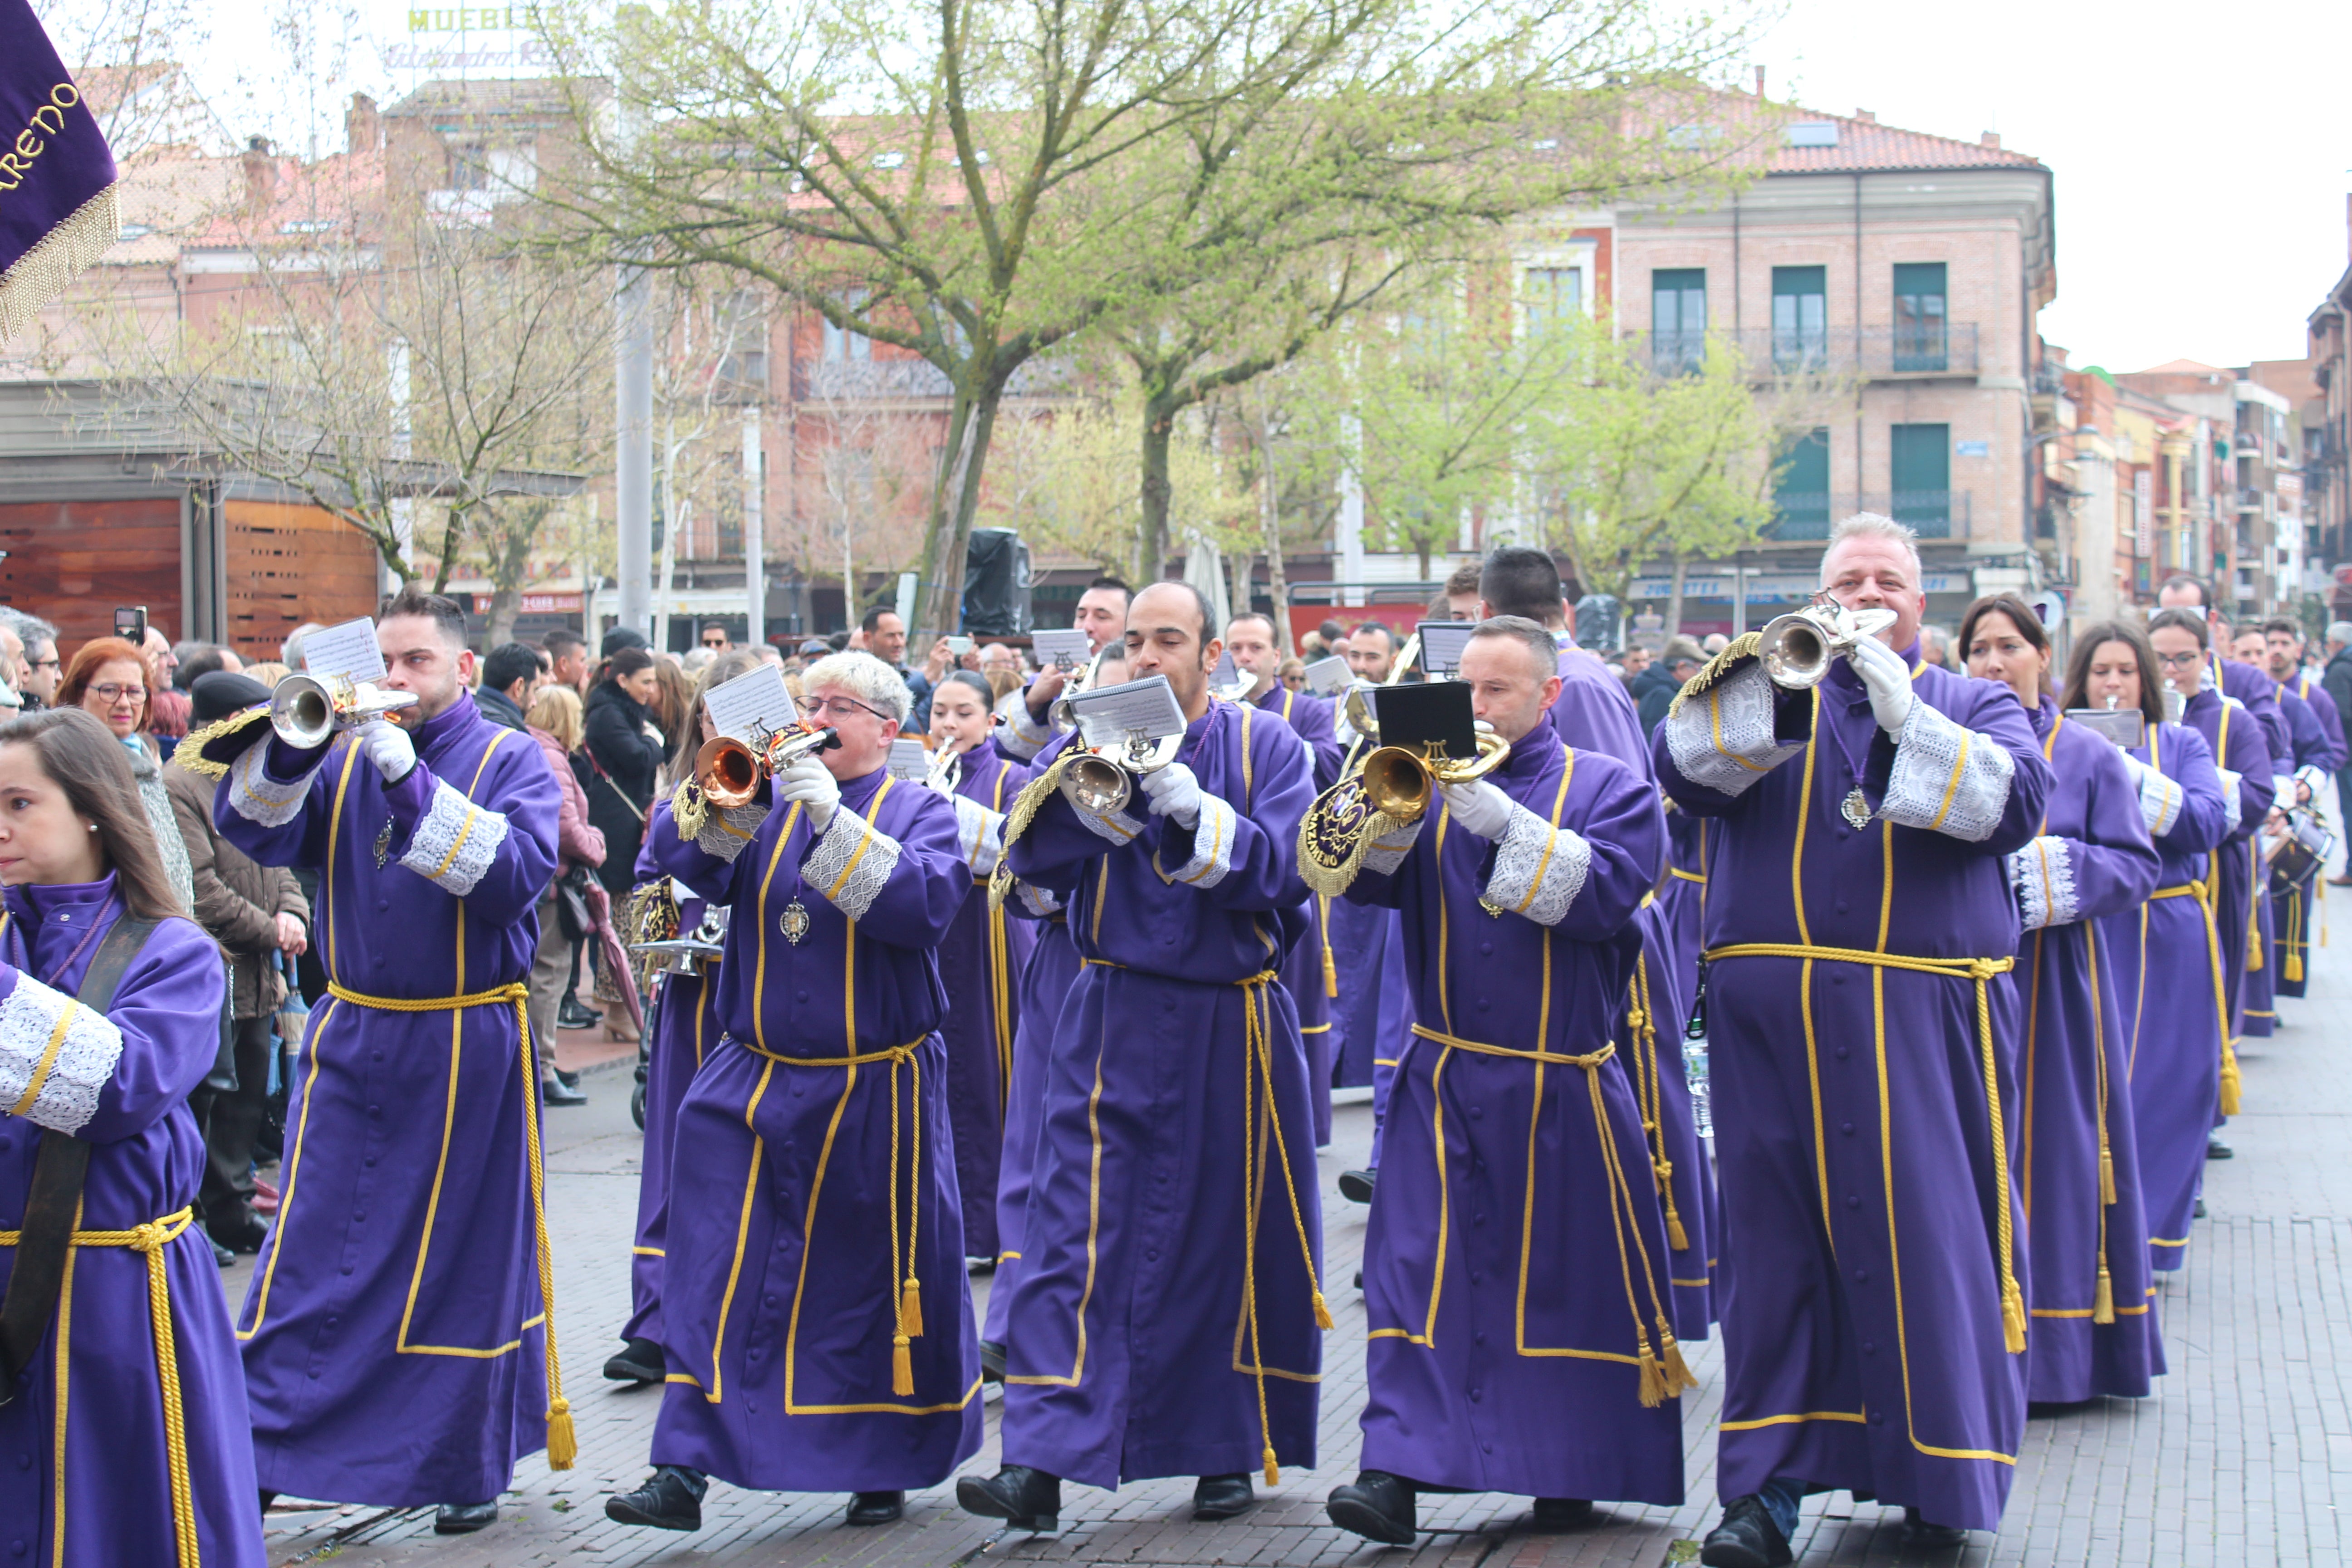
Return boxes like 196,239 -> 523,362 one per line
1767,109 -> 2043,175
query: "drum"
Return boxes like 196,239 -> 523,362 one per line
2266,808 -> 2335,895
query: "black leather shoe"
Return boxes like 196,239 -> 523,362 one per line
606,1467 -> 707,1531
1338,1169 -> 1377,1204
956,1465 -> 1061,1532
847,1490 -> 905,1525
543,1075 -> 589,1107
979,1338 -> 1007,1381
2195,1197 -> 2207,1218
1326,1470 -> 1416,1544
559,999 -> 603,1029
1532,1497 -> 1593,1529
209,1211 -> 270,1254
435,1501 -> 499,1534
2206,1133 -> 2234,1160
1700,1495 -> 1793,1567
1192,1473 -> 1253,1519
1900,1507 -> 1967,1548
604,1336 -> 666,1384
211,1238 -> 236,1267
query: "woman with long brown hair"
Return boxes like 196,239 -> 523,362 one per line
0,706 -> 262,1566
56,637 -> 194,910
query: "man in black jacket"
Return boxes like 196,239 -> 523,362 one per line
1632,637 -> 1703,737
2325,622 -> 2352,885
476,642 -> 540,732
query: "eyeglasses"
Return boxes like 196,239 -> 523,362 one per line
701,637 -> 726,647
797,695 -> 895,723
31,657 -> 59,671
90,683 -> 147,703
2153,651 -> 2203,669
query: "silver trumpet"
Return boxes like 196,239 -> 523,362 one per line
924,741 -> 965,795
1756,602 -> 1899,690
270,672 -> 418,747
1059,730 -> 1184,815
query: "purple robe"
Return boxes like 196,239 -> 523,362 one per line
1346,738 -> 1686,1503
0,881 -> 260,1568
1656,647 -> 2051,1533
643,764 -> 982,1491
999,698 -> 1324,1489
217,692 -> 563,1507
2098,721 -> 2229,1273
1254,684 -> 1339,1141
1631,903 -> 1715,1339
621,823 -> 719,1350
982,904 -> 1081,1350
2176,686 -> 2273,1059
2010,702 -> 2165,1401
1548,640 -> 1652,775
2266,680 -> 2335,1000
932,739 -> 1034,1259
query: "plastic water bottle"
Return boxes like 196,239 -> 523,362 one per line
1682,1036 -> 1713,1142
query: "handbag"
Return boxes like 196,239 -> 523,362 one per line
554,863 -> 597,942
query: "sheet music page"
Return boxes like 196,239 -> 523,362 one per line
1031,629 -> 1092,670
888,738 -> 931,779
1068,675 -> 1188,747
1304,656 -> 1351,696
299,618 -> 387,684
702,665 -> 797,741
1416,621 -> 1476,678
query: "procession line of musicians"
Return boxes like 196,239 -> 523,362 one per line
0,527 -> 2331,1568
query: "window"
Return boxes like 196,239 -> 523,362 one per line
448,143 -> 490,191
822,290 -> 872,362
1771,266 -> 1827,372
1890,423 -> 1952,535
1651,268 -> 1705,374
1773,428 -> 1832,539
1524,267 -> 1582,334
1892,263 -> 1947,372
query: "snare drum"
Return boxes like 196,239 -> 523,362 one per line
2267,808 -> 2336,895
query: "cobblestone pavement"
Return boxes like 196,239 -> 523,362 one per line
242,936 -> 2352,1568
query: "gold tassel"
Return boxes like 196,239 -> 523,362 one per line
1636,1347 -> 1668,1408
2099,1144 -> 2117,1207
2247,918 -> 2264,970
2001,1279 -> 2028,1354
1664,1195 -> 1689,1252
545,1400 -> 578,1470
1323,945 -> 1338,998
2220,1043 -> 2242,1116
1658,1326 -> 1698,1396
2093,1263 -> 2116,1325
892,1334 -> 914,1396
1313,1291 -> 1334,1331
2286,949 -> 2303,982
1263,1448 -> 1281,1488
902,1278 -> 924,1338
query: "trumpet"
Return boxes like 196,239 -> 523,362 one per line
270,672 -> 418,748
695,721 -> 842,810
1047,646 -> 1111,731
1755,602 -> 1898,690
1058,731 -> 1184,816
924,740 -> 965,794
1298,725 -> 1510,895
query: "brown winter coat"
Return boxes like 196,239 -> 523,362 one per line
164,756 -> 311,1018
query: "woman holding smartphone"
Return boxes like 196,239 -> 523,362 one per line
0,707 -> 260,1566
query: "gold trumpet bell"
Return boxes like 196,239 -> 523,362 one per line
695,722 -> 842,810
1298,729 -> 1509,896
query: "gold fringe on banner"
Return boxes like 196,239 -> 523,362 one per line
0,183 -> 122,343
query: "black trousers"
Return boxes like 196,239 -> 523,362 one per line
189,1012 -> 276,1233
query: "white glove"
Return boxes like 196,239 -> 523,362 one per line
774,755 -> 840,828
1139,761 -> 1203,828
2115,751 -> 2152,789
1440,778 -> 1515,840
358,719 -> 415,784
1846,632 -> 1915,736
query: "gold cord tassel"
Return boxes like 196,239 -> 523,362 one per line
2099,1142 -> 2117,1207
2247,917 -> 2264,970
1657,1321 -> 1698,1396
1323,945 -> 1338,998
2001,1278 -> 2028,1354
2286,948 -> 2303,982
1313,1291 -> 1334,1331
1663,1186 -> 1689,1251
1263,1447 -> 1281,1487
902,1278 -> 924,1338
2093,1262 -> 2116,1325
1635,1338 -> 1668,1409
2220,1040 -> 2243,1116
892,1333 -> 915,1396
546,1399 -> 578,1470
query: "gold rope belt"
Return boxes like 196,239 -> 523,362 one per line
325,980 -> 574,1466
1703,942 -> 2028,1356
738,1033 -> 933,1394
1408,1020 -> 1696,1406
2147,879 -> 2240,1112
1,1206 -> 200,1567
1624,959 -> 1690,1252
1083,958 -> 1329,1481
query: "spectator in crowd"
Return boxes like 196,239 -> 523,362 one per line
1634,637 -> 1705,735
280,620 -> 323,671
603,624 -> 650,660
862,605 -> 933,730
527,683 -> 606,1104
0,618 -> 24,710
1918,622 -> 1955,672
699,621 -> 732,652
141,627 -> 191,746
1442,561 -> 1483,619
1346,621 -> 1401,682
7,610 -> 61,708
583,646 -> 665,900
59,635 -> 194,909
649,660 -> 697,782
681,647 -> 716,677
174,640 -> 244,686
1279,657 -> 1308,692
165,670 -> 310,1254
545,627 -> 593,693
984,664 -> 1023,706
1701,632 -> 1729,657
475,641 -> 539,732
243,661 -> 291,689
754,641 -> 786,669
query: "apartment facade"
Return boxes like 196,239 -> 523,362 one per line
2308,219 -> 2351,617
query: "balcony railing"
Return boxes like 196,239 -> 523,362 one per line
1642,324 -> 1981,381
1765,490 -> 1971,540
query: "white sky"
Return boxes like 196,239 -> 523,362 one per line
59,0 -> 2352,374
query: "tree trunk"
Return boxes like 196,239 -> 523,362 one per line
1259,434 -> 1292,656
1666,554 -> 1686,640
430,501 -> 466,593
1138,388 -> 1177,588
484,506 -> 538,646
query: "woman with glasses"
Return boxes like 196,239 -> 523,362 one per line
1959,597 -> 2166,1403
57,638 -> 194,911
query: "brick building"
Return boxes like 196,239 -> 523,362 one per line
2308,205 -> 2352,617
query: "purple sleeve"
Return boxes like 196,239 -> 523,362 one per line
0,919 -> 224,1142
2047,740 -> 2161,922
213,734 -> 345,870
1295,695 -> 1345,793
2218,710 -> 2275,843
385,740 -> 562,925
2156,726 -> 2229,854
1551,755 -> 1667,945
1154,710 -> 1313,913
797,785 -> 972,950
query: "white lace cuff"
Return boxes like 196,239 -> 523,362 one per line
397,779 -> 511,897
802,809 -> 902,922
226,737 -> 321,826
1664,662 -> 1803,797
996,692 -> 1054,761
2296,764 -> 2330,793
1480,798 -> 1591,926
1073,794 -> 1147,846
2274,775 -> 2298,812
0,971 -> 124,1135
1161,792 -> 1236,890
2008,835 -> 2077,931
1879,701 -> 2014,842
695,799 -> 770,863
1361,815 -> 1425,877
2135,765 -> 2184,838
2215,769 -> 2244,834
950,792 -> 1007,877
1014,879 -> 1064,917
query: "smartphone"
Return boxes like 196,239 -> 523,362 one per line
114,605 -> 148,645
946,636 -> 975,656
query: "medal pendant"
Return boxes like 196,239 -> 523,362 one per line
1478,897 -> 1504,918
373,818 -> 395,869
779,899 -> 811,946
1840,787 -> 1872,831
